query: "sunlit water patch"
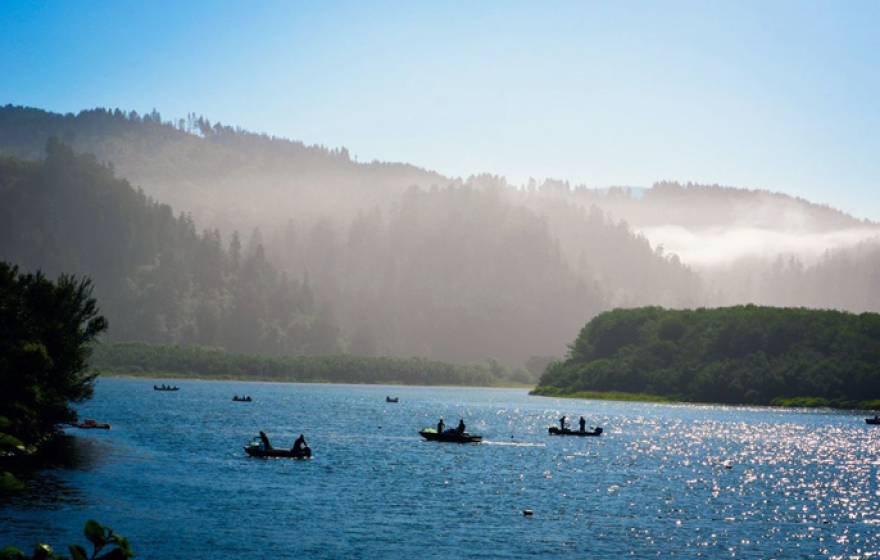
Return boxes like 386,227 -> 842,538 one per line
2,379 -> 879,558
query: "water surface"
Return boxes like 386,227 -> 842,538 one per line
2,378 -> 879,558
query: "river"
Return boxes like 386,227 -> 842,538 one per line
2,378 -> 879,558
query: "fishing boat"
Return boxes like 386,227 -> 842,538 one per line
386,396 -> 399,403
233,396 -> 252,402
419,428 -> 482,443
244,438 -> 311,459
548,426 -> 603,437
866,416 -> 880,425
153,385 -> 179,391
71,419 -> 111,430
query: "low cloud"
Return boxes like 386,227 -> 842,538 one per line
638,225 -> 880,268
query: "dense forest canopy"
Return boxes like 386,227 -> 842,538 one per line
534,306 -> 880,408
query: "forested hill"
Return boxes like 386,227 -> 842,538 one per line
1,105 -> 868,236
0,137 -> 703,365
533,306 -> 880,408
0,140 -> 340,356
0,104 -> 445,231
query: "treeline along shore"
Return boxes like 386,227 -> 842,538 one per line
91,342 -> 530,387
533,305 -> 880,410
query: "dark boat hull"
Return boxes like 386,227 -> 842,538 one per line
866,418 -> 880,425
419,429 -> 482,443
244,446 -> 311,459
71,422 -> 111,430
548,427 -> 603,437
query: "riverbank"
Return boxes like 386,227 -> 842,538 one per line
530,386 -> 880,411
530,387 -> 672,403
98,370 -> 535,390
91,342 -> 536,387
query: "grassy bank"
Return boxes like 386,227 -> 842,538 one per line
529,386 -> 672,403
531,386 -> 880,411
91,342 -> 536,388
100,369 -> 534,389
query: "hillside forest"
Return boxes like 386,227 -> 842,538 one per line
2,105 -> 880,370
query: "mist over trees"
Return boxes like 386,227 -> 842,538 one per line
2,104 -> 880,368
0,141 -> 336,357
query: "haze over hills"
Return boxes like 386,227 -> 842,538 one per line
2,104 -> 880,367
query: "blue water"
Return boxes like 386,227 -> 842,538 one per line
2,378 -> 880,559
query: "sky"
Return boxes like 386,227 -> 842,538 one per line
2,0 -> 879,219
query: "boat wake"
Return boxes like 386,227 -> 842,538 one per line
481,440 -> 546,448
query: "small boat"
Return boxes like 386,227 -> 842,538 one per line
244,438 -> 311,459
866,416 -> 880,425
233,396 -> 252,402
548,426 -> 603,437
153,385 -> 179,391
386,396 -> 399,403
419,428 -> 482,443
71,419 -> 111,430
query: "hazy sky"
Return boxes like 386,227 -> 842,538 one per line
2,1 -> 879,219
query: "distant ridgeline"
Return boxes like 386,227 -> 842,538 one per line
91,342 -> 528,386
533,306 -> 880,408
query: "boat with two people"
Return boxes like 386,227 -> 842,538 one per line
233,395 -> 253,402
420,418 -> 482,443
245,431 -> 311,459
70,418 -> 111,430
386,396 -> 399,403
154,384 -> 179,391
548,415 -> 603,437
867,416 -> 880,425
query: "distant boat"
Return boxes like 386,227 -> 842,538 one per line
548,426 -> 603,437
866,416 -> 880,425
233,396 -> 252,402
386,396 -> 399,403
71,418 -> 111,430
419,428 -> 482,443
153,385 -> 179,391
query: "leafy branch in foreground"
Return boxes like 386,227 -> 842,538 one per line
0,520 -> 133,560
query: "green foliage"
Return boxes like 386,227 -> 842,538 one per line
0,263 -> 107,448
535,306 -> 880,408
0,520 -> 133,560
91,342 -> 519,386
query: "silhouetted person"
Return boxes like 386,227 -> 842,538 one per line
559,416 -> 566,431
579,416 -> 586,433
437,418 -> 445,433
457,419 -> 465,434
292,434 -> 306,454
259,431 -> 272,450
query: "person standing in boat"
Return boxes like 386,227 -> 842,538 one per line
292,434 -> 307,454
437,418 -> 445,434
259,431 -> 272,451
457,419 -> 466,434
559,415 -> 567,431
579,416 -> 586,433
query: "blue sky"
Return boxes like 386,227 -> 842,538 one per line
2,0 -> 879,219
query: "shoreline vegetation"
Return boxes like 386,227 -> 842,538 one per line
530,387 -> 880,411
90,342 -> 535,388
532,306 -> 880,412
0,262 -> 107,492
